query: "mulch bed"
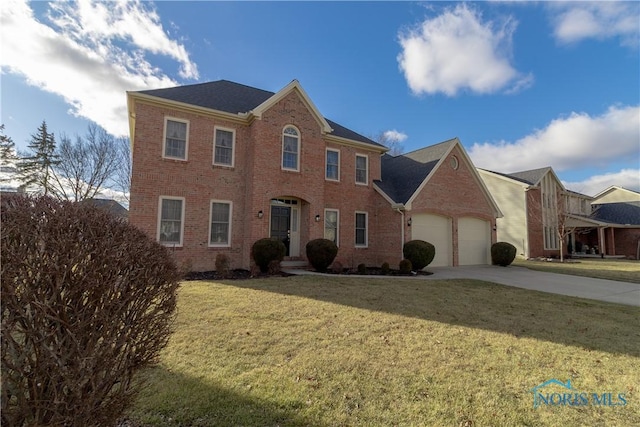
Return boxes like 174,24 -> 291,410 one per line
183,267 -> 432,280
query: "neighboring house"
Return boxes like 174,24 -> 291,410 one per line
81,198 -> 129,221
576,186 -> 640,259
479,168 -> 640,259
127,79 -> 501,271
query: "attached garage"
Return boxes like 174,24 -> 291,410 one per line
412,214 -> 452,267
458,217 -> 491,265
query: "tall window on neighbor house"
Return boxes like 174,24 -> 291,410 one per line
158,197 -> 184,246
164,118 -> 188,160
355,154 -> 368,184
326,149 -> 339,181
209,201 -> 231,246
324,209 -> 339,245
214,128 -> 235,166
355,212 -> 368,247
282,126 -> 299,171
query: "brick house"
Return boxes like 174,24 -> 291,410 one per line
127,79 -> 500,271
478,168 -> 640,259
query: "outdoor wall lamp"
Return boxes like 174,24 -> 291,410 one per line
258,210 -> 263,219
407,217 -> 412,227
492,224 -> 497,231
315,214 -> 321,222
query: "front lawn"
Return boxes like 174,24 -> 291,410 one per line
127,276 -> 639,426
514,258 -> 640,283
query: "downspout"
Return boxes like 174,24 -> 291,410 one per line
393,204 -> 406,260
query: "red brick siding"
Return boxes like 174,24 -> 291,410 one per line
408,146 -> 496,266
130,91 -> 389,271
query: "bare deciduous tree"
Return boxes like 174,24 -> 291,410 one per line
51,124 -> 121,202
112,135 -> 132,203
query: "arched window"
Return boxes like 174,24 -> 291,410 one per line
282,126 -> 300,171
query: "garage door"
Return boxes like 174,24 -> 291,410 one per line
458,217 -> 490,265
411,214 -> 452,267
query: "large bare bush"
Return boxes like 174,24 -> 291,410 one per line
1,195 -> 180,426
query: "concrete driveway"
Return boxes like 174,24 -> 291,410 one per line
425,265 -> 640,307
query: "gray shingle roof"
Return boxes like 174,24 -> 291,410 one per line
505,167 -> 551,186
375,139 -> 457,204
592,202 -> 640,225
137,80 -> 382,148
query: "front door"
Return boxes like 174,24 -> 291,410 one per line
270,206 -> 291,256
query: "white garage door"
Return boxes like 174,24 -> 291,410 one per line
458,217 -> 491,265
411,214 -> 452,267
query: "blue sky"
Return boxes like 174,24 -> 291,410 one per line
2,0 -> 639,196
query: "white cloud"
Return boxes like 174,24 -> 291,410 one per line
563,169 -> 640,197
0,0 -> 198,137
397,4 -> 532,96
469,105 -> 640,173
549,2 -> 640,47
383,130 -> 408,143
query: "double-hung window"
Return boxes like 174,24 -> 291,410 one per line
324,209 -> 339,246
282,126 -> 300,171
326,148 -> 339,181
209,201 -> 231,246
214,127 -> 235,167
355,154 -> 368,185
355,212 -> 368,247
163,118 -> 188,160
158,196 -> 184,246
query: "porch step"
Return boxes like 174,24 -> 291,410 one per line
281,260 -> 309,269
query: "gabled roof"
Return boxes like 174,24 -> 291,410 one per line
374,138 -> 502,217
375,139 -> 456,205
80,198 -> 128,220
592,202 -> 640,226
131,79 -> 384,150
592,185 -> 640,203
506,167 -> 553,186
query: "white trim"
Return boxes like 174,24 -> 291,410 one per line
282,125 -> 301,172
250,80 -> 333,134
325,148 -> 340,181
208,199 -> 232,247
157,196 -> 185,247
213,126 -> 236,167
162,117 -> 189,161
355,211 -> 368,248
355,153 -> 368,185
324,208 -> 340,247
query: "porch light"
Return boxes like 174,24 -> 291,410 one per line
407,217 -> 412,227
315,214 -> 321,222
258,210 -> 263,219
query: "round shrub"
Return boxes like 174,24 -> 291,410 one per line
399,259 -> 413,274
1,195 -> 180,427
403,240 -> 436,270
491,241 -> 517,266
251,238 -> 286,273
305,238 -> 338,272
357,263 -> 367,275
381,262 -> 390,275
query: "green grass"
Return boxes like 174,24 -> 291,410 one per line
127,277 -> 640,426
514,258 -> 640,283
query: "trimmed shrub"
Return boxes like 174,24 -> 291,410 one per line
305,238 -> 338,272
381,262 -> 390,275
399,259 -> 413,274
357,263 -> 367,275
491,241 -> 517,266
1,195 -> 180,427
251,238 -> 286,273
403,240 -> 436,270
215,253 -> 231,278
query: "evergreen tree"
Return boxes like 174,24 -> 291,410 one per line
0,124 -> 18,186
19,121 -> 59,195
